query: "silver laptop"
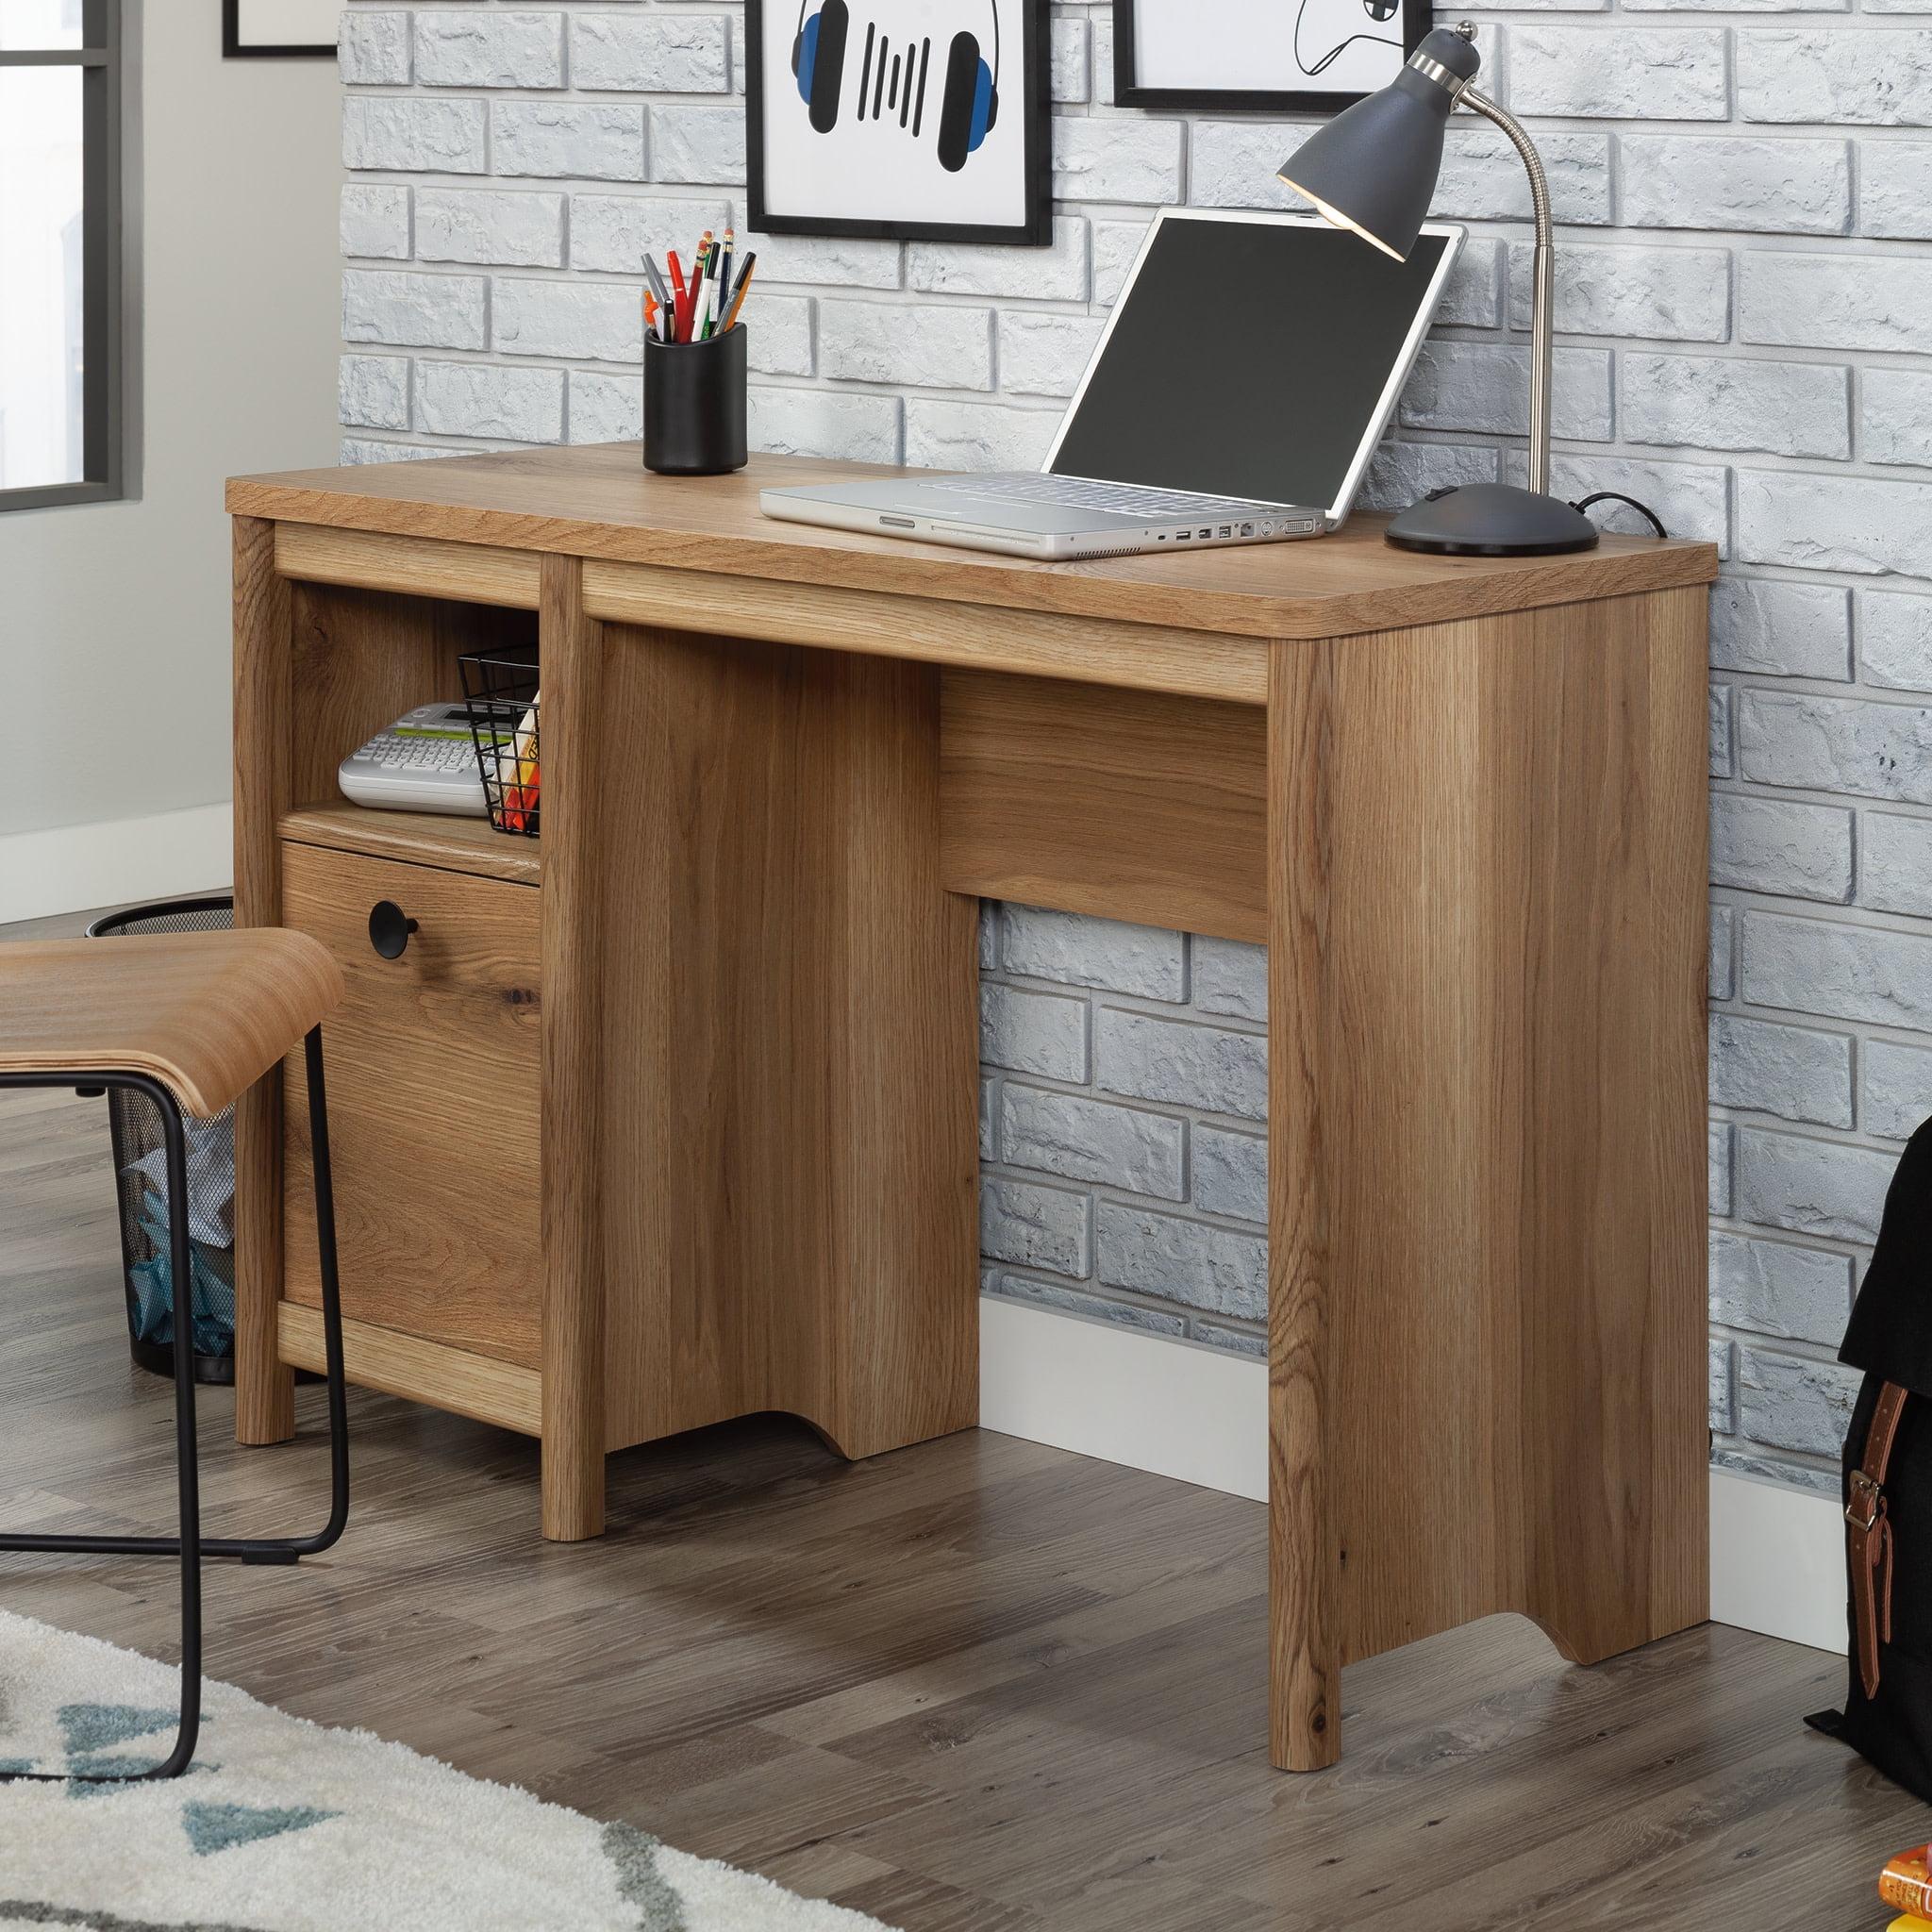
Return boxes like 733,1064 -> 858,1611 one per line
760,208 -> 1463,560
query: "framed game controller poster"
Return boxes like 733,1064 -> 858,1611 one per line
746,0 -> 1050,243
1112,0 -> 1431,113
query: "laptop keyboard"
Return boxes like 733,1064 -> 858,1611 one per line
922,473 -> 1297,519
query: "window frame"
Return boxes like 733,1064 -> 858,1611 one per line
0,0 -> 125,512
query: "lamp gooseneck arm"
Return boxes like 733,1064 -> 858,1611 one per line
1457,87 -> 1554,497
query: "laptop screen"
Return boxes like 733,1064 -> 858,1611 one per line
1046,214 -> 1454,514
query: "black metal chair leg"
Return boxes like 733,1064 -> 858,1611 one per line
156,1084 -> 204,1777
297,1025 -> 350,1556
0,1037 -> 352,1781
227,1026 -> 349,1565
0,1084 -> 201,1783
0,1055 -> 350,1565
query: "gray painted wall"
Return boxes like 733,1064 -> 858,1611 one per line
2,6 -> 341,846
335,0 -> 1932,1496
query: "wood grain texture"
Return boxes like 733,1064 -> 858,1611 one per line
941,671 -> 1267,941
1267,631 -> 1341,1773
1646,586 -> 1716,1645
235,545 -> 977,1543
228,444 -> 1719,642
593,622 -> 981,1469
277,1302 -> 541,1436
226,457 -> 1717,1761
1265,588 -> 1710,1773
281,804 -> 542,886
583,561 -> 1269,704
275,522 -> 541,609
233,514 -> 297,1448
279,841 -> 542,1369
0,931 -> 342,1118
10,1055 -> 1903,1932
537,553 -> 608,1541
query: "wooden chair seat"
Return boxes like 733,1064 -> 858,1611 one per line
0,929 -> 343,1118
0,923 -> 352,1785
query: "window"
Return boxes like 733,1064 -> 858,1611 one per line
0,0 -> 123,510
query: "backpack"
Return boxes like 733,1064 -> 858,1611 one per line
1808,1118 -> 1932,1800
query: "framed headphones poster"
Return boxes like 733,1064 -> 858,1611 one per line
1112,0 -> 1430,112
747,0 -> 1050,243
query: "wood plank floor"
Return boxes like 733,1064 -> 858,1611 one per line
1,910 -> 1921,1930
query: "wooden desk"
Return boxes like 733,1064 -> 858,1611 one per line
227,445 -> 1719,1772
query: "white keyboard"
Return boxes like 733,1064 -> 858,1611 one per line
360,730 -> 478,774
924,473 -> 1300,520
339,700 -> 492,816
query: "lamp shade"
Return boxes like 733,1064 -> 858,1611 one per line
1276,26 -> 1481,261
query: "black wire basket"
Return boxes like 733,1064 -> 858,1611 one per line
458,644 -> 541,838
84,896 -> 239,1385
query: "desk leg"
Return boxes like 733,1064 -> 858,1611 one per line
540,555 -> 608,1541
583,625 -> 978,1476
1266,592 -> 1709,1773
232,515 -> 295,1448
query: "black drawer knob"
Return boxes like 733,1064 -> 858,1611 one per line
368,900 -> 418,960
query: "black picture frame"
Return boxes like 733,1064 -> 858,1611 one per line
746,0 -> 1051,245
222,0 -> 337,59
1111,0 -> 1431,115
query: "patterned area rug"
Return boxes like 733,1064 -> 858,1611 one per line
0,1611 -> 892,1931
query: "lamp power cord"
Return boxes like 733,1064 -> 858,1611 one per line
1569,490 -> 1669,541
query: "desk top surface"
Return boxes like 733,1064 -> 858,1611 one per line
229,445 -> 1719,641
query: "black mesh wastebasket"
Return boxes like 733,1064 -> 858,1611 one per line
83,895 -> 238,1385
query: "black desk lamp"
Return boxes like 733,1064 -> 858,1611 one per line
1277,23 -> 1599,557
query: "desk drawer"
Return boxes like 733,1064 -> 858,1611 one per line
280,839 -> 542,1369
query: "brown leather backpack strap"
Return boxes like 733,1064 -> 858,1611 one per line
1851,1381 -> 1908,1699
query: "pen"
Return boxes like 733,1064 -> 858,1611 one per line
667,251 -> 691,341
642,254 -> 671,317
700,242 -> 721,339
724,253 -> 757,331
717,228 -> 735,321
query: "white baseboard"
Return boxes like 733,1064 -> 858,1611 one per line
0,804 -> 233,924
979,1296 -> 1267,1501
1709,1466 -> 1842,1655
979,1297 -> 1843,1657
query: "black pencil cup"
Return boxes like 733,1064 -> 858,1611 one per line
643,325 -> 747,475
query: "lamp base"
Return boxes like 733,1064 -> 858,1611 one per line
1384,482 -> 1600,557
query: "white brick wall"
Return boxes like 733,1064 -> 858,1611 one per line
974,901 -> 1270,1348
338,0 -> 1932,1495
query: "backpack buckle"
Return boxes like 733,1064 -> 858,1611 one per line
1849,1469 -> 1885,1534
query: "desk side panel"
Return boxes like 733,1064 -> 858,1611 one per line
1267,587 -> 1710,1769
1646,585 -> 1715,1643
594,624 -> 980,1462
